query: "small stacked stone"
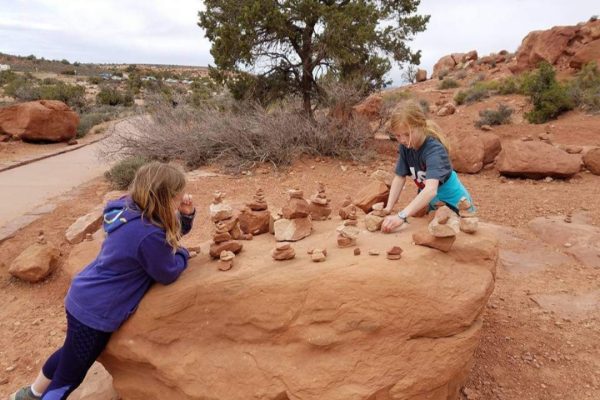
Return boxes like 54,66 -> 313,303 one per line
271,243 -> 296,261
337,224 -> 360,248
386,246 -> 403,260
365,202 -> 388,232
458,197 -> 478,234
239,188 -> 270,236
273,189 -> 312,241
308,248 -> 327,262
309,182 -> 332,221
209,192 -> 243,258
218,250 -> 235,271
248,188 -> 268,211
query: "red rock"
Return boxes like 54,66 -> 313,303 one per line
437,103 -> 456,117
282,198 -> 310,219
9,242 -> 60,282
464,50 -> 478,62
449,131 -> 484,174
583,148 -> 600,175
432,55 -> 457,78
415,69 -> 427,82
354,181 -> 389,213
514,25 -> 578,72
239,209 -> 270,235
337,235 -> 356,248
353,248 -> 361,256
209,241 -> 242,258
386,246 -> 403,260
570,38 -> 600,69
352,94 -> 383,121
213,232 -> 232,244
94,216 -> 498,400
0,100 -> 79,142
479,132 -> 502,165
413,231 -> 456,253
273,217 -> 312,241
496,140 -> 582,179
65,206 -> 103,245
308,203 -> 332,221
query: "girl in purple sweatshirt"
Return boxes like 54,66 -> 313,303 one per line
10,162 -> 196,400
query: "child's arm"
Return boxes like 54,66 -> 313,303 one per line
138,231 -> 189,285
179,211 -> 195,235
178,194 -> 195,236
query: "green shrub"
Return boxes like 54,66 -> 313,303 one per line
37,82 -> 85,107
0,70 -> 18,86
77,106 -> 122,138
475,104 -> 513,127
105,156 -> 149,189
522,62 -> 573,123
567,62 -> 600,113
60,59 -> 70,65
438,78 -> 460,89
60,69 -> 76,75
97,87 -> 134,106
438,68 -> 450,80
454,83 -> 489,105
88,76 -> 102,85
454,70 -> 467,80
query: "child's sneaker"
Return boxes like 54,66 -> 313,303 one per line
9,386 -> 41,400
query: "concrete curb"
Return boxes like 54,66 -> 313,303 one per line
0,134 -> 109,173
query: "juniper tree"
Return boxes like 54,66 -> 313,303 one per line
199,0 -> 429,116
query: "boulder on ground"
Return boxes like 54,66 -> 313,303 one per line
449,131 -> 485,174
65,206 -> 104,245
415,69 -> 427,82
89,217 -> 497,400
274,217 -> 312,241
496,140 -> 582,178
9,242 -> 60,282
354,181 -> 389,213
583,147 -> 600,175
0,100 -> 79,142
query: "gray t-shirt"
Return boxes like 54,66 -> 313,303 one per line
395,136 -> 453,190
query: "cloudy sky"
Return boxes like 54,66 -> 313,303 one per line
0,0 -> 597,86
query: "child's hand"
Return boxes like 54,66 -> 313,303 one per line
179,194 -> 195,215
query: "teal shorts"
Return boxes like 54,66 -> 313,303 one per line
427,171 -> 474,213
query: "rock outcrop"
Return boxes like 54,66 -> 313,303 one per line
64,217 -> 499,400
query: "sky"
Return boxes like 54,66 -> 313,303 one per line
0,0 -> 597,86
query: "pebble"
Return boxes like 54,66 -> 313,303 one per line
0,377 -> 8,385
5,365 -> 15,372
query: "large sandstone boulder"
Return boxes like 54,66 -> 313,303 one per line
432,55 -> 457,78
496,140 -> 581,178
415,69 -> 427,82
582,147 -> 600,175
514,26 -> 578,72
9,242 -> 60,282
352,94 -> 383,122
0,100 -> 79,142
67,217 -> 497,400
449,132 -> 484,174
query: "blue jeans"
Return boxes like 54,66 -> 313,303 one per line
41,311 -> 112,400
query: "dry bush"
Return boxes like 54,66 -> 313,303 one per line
102,98 -> 371,173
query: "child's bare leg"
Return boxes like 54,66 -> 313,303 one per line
31,370 -> 51,396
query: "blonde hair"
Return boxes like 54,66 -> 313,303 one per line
129,162 -> 186,251
390,100 -> 451,152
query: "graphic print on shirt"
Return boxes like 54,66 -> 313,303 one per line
410,166 -> 427,190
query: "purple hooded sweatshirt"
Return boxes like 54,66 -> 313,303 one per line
65,196 -> 194,332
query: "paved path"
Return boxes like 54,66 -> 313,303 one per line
0,141 -> 109,227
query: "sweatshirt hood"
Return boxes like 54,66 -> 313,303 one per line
103,196 -> 142,234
